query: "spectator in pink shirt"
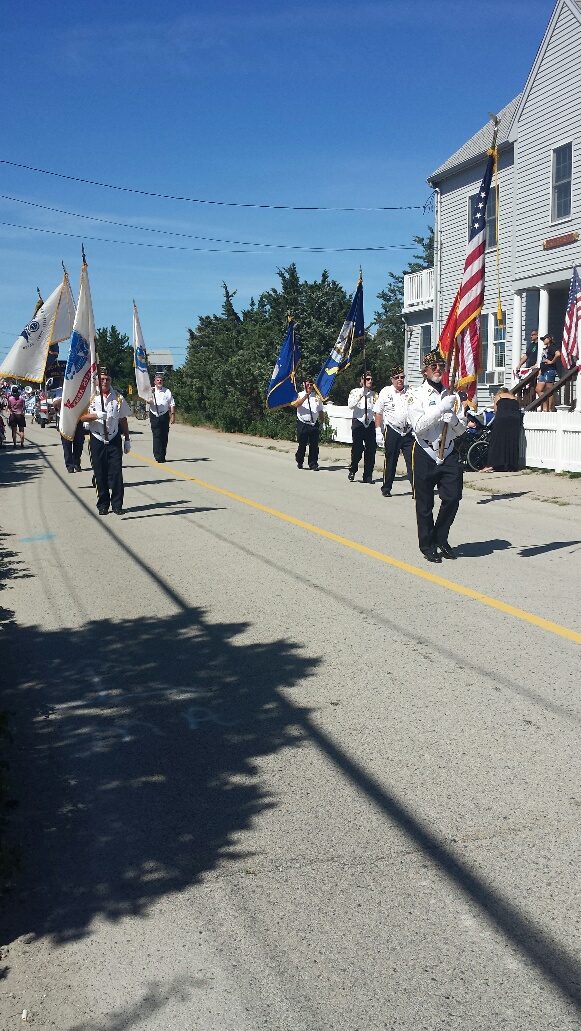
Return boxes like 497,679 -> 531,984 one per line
7,386 -> 26,447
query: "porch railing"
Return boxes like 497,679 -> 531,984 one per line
511,365 -> 578,411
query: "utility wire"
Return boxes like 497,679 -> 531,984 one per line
0,195 -> 416,251
0,221 -> 417,253
0,158 -> 425,213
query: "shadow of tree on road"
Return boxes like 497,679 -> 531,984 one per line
2,600 -> 318,946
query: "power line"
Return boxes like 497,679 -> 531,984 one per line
0,221 -> 417,254
0,195 -> 416,251
0,158 -> 426,213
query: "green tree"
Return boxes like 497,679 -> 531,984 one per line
95,326 -> 134,392
374,228 -> 434,372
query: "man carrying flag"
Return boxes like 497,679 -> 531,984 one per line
314,273 -> 364,401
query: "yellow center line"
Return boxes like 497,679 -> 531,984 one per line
132,450 -> 581,645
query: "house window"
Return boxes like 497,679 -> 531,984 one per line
469,188 -> 497,249
420,324 -> 432,362
493,312 -> 506,368
477,313 -> 489,382
551,143 -> 572,221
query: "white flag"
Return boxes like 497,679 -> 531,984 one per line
0,274 -> 76,383
133,304 -> 152,402
59,262 -> 97,441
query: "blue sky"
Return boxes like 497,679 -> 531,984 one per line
0,0 -> 555,369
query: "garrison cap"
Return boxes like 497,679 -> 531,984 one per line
390,365 -> 404,377
423,348 -> 445,367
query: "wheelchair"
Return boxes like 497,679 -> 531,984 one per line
454,422 -> 492,472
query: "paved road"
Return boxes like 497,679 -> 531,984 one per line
1,420 -> 580,1031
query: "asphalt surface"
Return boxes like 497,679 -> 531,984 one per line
1,420 -> 580,1031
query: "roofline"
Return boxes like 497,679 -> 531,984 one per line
427,139 -> 513,188
508,0 -> 581,141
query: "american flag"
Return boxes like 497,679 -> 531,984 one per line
439,150 -> 495,399
561,266 -> 581,369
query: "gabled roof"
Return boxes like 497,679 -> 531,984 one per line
508,0 -> 581,140
428,94 -> 521,185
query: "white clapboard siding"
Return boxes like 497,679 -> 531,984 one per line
513,2 -> 581,284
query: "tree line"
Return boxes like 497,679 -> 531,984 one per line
96,232 -> 433,440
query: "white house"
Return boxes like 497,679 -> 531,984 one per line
403,0 -> 581,412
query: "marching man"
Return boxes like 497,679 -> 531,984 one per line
347,372 -> 377,483
373,364 -> 413,497
406,349 -> 468,563
83,367 -> 131,516
149,372 -> 175,463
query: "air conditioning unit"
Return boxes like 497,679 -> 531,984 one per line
484,370 -> 505,385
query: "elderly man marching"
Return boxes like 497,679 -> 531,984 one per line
149,372 -> 175,463
83,368 -> 131,516
373,364 -> 413,497
347,372 -> 378,483
406,349 -> 468,563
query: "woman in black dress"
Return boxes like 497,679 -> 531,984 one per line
482,388 -> 522,472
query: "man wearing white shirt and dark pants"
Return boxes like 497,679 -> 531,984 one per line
293,377 -> 324,471
406,349 -> 467,563
149,372 -> 175,463
373,365 -> 413,497
83,369 -> 131,515
347,373 -> 377,483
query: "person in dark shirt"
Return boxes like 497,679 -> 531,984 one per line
516,329 -> 538,374
535,335 -> 561,412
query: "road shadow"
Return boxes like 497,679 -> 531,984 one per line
1,560 -> 318,946
476,491 -> 531,504
163,457 -> 210,464
120,499 -> 221,516
518,540 -> 581,558
121,505 -> 225,520
455,539 -> 512,557
0,449 -> 45,490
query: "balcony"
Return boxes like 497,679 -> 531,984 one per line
403,268 -> 434,313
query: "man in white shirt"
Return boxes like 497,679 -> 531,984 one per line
347,373 -> 378,483
406,349 -> 468,562
82,368 -> 131,515
373,365 -> 413,497
293,376 -> 324,471
149,372 -> 175,463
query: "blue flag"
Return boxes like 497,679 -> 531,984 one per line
266,319 -> 301,410
315,276 -> 364,401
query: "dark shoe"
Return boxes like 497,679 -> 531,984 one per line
67,468 -> 75,474
296,463 -> 303,470
74,464 -> 82,472
362,476 -> 374,484
20,441 -> 24,448
98,507 -> 109,516
421,547 -> 442,564
309,464 -> 319,471
112,508 -> 124,515
347,471 -> 355,481
381,487 -> 392,497
438,542 -> 457,560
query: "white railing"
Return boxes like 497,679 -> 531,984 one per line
403,268 -> 434,312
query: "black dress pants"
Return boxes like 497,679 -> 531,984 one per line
383,427 -> 414,492
150,411 -> 170,462
61,421 -> 85,471
349,420 -> 376,479
412,443 -> 463,552
295,421 -> 319,468
89,432 -> 124,512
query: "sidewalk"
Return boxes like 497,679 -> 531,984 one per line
229,432 -> 581,507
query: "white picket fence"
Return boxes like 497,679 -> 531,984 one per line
324,404 -> 581,473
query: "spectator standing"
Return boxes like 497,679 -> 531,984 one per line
516,329 -> 539,374
7,386 -> 26,447
535,335 -> 561,412
482,388 -> 522,472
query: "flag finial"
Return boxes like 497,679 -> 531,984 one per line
62,260 -> 68,276
82,243 -> 87,266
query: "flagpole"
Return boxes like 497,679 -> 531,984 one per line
85,245 -> 109,443
438,116 -> 500,460
359,267 -> 368,424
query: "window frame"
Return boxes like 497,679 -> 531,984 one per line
493,311 -> 506,370
420,323 -> 432,364
550,142 -> 573,223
